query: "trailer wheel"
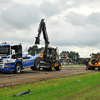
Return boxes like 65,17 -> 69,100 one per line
31,58 -> 40,70
55,62 -> 61,71
14,63 -> 21,74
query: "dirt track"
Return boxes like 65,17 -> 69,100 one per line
0,66 -> 99,88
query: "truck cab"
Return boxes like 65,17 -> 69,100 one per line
0,42 -> 22,72
0,42 -> 40,73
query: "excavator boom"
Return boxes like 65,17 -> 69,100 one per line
35,19 -> 49,45
35,19 -> 49,61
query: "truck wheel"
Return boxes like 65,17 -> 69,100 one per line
14,63 -> 21,74
31,58 -> 40,70
49,63 -> 55,71
55,62 -> 61,71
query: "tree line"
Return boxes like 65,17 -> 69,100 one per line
28,45 -> 80,61
60,51 -> 80,63
28,45 -> 44,56
28,45 -> 84,63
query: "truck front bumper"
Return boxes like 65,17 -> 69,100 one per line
0,64 -> 15,72
0,67 -> 14,72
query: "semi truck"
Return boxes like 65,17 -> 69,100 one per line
0,42 -> 41,73
88,52 -> 100,70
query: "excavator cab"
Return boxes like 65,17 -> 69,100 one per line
46,47 -> 59,62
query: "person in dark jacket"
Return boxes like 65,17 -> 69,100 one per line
86,60 -> 89,70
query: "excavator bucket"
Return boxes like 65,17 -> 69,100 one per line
35,19 -> 44,44
35,37 -> 40,44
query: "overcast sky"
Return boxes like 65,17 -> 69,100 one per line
0,0 -> 100,58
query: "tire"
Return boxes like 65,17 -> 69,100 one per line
14,63 -> 22,74
55,62 -> 61,71
92,67 -> 95,70
31,58 -> 40,70
0,71 -> 2,73
49,63 -> 55,71
88,68 -> 91,70
43,68 -> 48,71
30,66 -> 35,70
88,66 -> 91,70
98,67 -> 100,70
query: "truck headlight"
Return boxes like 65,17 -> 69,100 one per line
4,65 -> 11,67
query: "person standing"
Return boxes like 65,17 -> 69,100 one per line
86,60 -> 89,70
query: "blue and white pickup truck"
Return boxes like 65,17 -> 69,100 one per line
0,42 -> 41,73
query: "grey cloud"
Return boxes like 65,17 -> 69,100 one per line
0,0 -> 83,30
65,12 -> 100,27
66,12 -> 86,26
1,3 -> 41,29
39,0 -> 77,18
39,1 -> 61,17
87,12 -> 100,27
0,0 -> 12,11
67,0 -> 95,7
48,24 -> 100,47
1,0 -> 100,49
0,0 -> 12,4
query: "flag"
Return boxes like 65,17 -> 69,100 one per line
66,53 -> 68,61
40,49 -> 44,53
23,47 -> 27,52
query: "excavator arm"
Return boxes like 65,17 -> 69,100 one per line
35,19 -> 49,61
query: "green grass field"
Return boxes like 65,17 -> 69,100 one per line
62,64 -> 85,66
0,72 -> 100,100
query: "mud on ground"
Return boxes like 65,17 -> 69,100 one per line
0,66 -> 98,88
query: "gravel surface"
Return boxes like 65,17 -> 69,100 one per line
0,66 -> 98,88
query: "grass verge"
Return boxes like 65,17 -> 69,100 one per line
0,72 -> 100,100
62,64 -> 85,66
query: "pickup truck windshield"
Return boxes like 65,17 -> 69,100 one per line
0,46 -> 10,55
92,54 -> 98,58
